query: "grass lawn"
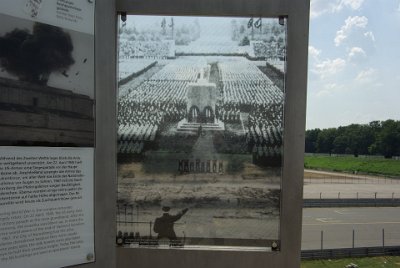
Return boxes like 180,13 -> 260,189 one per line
302,256 -> 400,267
304,155 -> 400,177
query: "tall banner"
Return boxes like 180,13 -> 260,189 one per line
0,1 -> 96,267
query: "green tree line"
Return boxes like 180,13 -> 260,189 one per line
305,120 -> 400,158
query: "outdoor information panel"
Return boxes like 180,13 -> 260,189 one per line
0,0 -> 308,267
0,1 -> 95,268
117,15 -> 286,249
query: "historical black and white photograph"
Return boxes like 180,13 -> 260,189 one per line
0,13 -> 95,147
116,15 -> 286,248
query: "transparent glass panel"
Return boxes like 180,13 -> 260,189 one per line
117,15 -> 286,250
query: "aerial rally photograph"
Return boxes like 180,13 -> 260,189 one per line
116,15 -> 286,248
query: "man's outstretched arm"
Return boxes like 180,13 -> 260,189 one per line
171,208 -> 189,221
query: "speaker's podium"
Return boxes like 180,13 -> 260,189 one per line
178,74 -> 225,132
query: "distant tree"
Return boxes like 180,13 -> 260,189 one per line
374,120 -> 400,158
342,124 -> 374,157
239,25 -> 245,34
312,124 -> 375,156
355,124 -> 375,155
332,134 -> 349,154
305,128 -> 321,153
263,22 -> 271,35
369,120 -> 382,130
307,120 -> 400,157
175,25 -> 191,45
239,36 -> 250,46
271,24 -> 281,35
316,128 -> 337,154
169,17 -> 174,39
0,23 -> 74,85
231,19 -> 239,41
191,19 -> 201,41
161,17 -> 167,35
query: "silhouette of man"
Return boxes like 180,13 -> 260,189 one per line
154,206 -> 189,241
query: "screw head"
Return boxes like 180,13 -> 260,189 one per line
86,253 -> 94,261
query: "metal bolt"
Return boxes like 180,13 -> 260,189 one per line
86,253 -> 94,261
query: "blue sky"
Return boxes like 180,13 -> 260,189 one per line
125,4 -> 399,130
307,0 -> 400,129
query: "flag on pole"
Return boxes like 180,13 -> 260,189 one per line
247,17 -> 253,28
255,17 -> 262,29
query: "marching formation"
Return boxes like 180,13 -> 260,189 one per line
222,80 -> 282,105
219,60 -> 274,82
118,59 -> 208,155
149,58 -> 206,81
118,56 -> 284,165
118,124 -> 158,154
218,58 -> 284,164
119,59 -> 156,81
119,40 -> 174,59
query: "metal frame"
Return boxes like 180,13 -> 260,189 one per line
113,0 -> 309,267
71,1 -> 117,268
0,0 -> 308,265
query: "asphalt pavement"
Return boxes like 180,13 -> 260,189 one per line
302,207 -> 400,250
